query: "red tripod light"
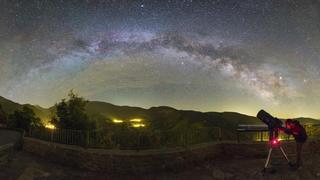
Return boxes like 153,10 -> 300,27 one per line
269,138 -> 280,147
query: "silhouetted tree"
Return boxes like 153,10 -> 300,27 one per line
0,105 -> 7,125
8,106 -> 42,131
53,90 -> 95,130
55,99 -> 70,128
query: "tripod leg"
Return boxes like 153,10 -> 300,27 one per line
279,146 -> 290,163
263,148 -> 273,172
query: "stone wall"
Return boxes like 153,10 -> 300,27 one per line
22,137 -> 320,174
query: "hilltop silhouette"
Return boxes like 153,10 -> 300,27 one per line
0,96 -> 318,130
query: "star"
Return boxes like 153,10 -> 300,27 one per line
0,0 -> 319,118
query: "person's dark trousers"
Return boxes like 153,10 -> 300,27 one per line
296,142 -> 304,167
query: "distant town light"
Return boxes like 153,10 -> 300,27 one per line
112,119 -> 124,123
132,123 -> 146,128
45,123 -> 56,130
130,118 -> 143,122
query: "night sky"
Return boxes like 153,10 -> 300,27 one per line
0,0 -> 320,118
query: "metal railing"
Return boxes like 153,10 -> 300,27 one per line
237,124 -> 320,142
28,126 -> 223,150
27,124 -> 320,150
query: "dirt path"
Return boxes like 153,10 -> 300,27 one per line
1,150 -> 320,180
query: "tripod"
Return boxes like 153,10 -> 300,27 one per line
263,139 -> 292,173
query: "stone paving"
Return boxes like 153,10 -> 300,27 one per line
0,130 -> 21,146
1,151 -> 320,180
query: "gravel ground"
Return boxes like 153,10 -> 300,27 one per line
1,150 -> 320,180
0,130 -> 21,146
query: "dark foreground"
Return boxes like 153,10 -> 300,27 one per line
0,130 -> 21,146
1,150 -> 320,180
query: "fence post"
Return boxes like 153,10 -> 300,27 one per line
86,130 -> 90,148
218,128 -> 222,141
137,130 -> 141,151
50,129 -> 53,142
237,131 -> 240,143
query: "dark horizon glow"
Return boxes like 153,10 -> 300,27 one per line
0,0 -> 320,119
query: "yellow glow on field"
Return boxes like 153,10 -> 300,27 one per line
45,123 -> 56,130
112,119 -> 124,123
130,118 -> 143,122
254,134 -> 293,141
132,123 -> 146,128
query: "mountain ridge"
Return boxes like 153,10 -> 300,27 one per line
0,96 -> 318,126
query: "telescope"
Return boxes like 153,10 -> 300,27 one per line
257,109 -> 283,140
256,110 -> 292,174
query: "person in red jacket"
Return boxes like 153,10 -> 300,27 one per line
281,119 -> 308,168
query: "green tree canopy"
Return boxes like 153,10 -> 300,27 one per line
8,106 -> 42,131
53,90 -> 95,130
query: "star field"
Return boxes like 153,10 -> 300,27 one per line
0,0 -> 320,118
